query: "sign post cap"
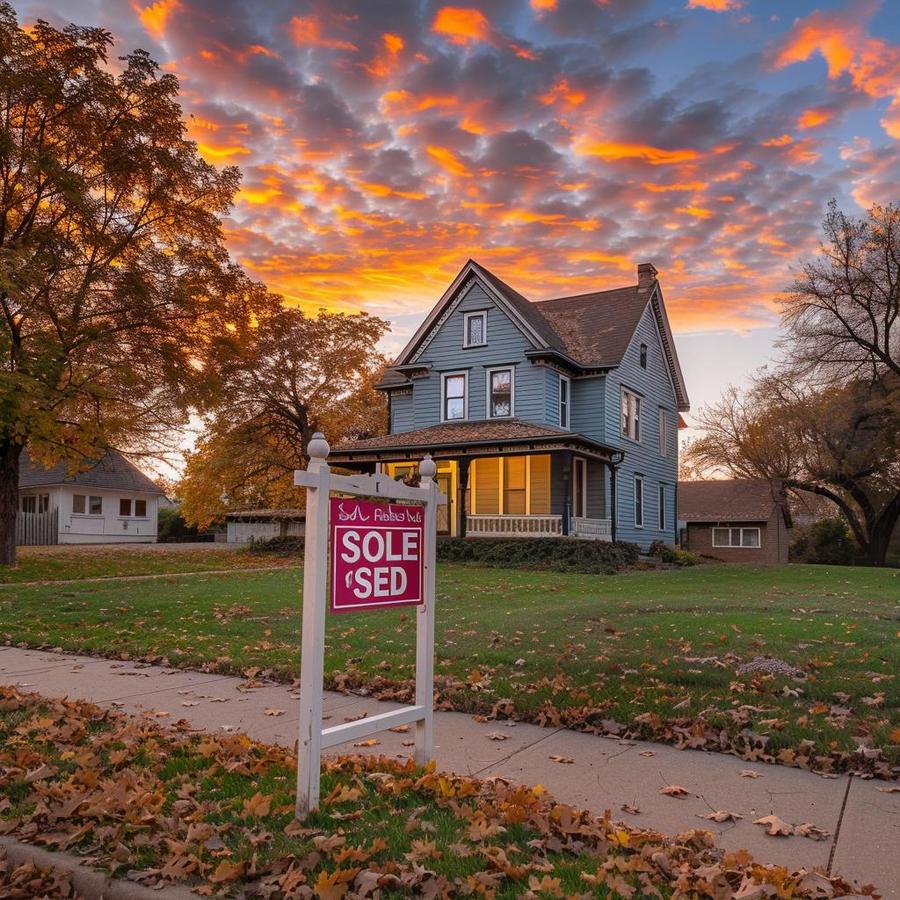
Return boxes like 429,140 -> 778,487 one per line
308,432 -> 330,460
419,454 -> 436,479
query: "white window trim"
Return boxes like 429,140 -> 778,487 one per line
462,310 -> 487,348
559,374 -> 570,429
658,484 -> 666,530
634,475 -> 644,528
712,526 -> 762,548
573,457 -> 587,518
621,387 -> 642,442
485,366 -> 514,418
440,370 -> 468,422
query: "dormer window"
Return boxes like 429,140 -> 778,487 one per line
463,311 -> 487,348
640,343 -> 648,369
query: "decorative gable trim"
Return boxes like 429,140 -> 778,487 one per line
396,261 -> 548,367
648,283 -> 690,412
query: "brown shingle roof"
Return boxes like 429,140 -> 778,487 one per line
678,479 -> 784,522
19,448 -> 164,494
334,419 -> 570,452
534,285 -> 648,367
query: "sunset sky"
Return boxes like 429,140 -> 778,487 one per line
14,0 -> 900,419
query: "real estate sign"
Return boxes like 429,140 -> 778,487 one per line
330,498 -> 424,613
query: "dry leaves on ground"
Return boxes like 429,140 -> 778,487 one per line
0,687 -> 880,900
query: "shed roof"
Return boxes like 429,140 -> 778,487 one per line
677,479 -> 784,523
19,448 -> 164,495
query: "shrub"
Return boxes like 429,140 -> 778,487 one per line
436,537 -> 640,574
245,536 -> 304,554
790,517 -> 859,565
157,506 -> 201,543
648,540 -> 701,566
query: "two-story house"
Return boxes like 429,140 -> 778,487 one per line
329,260 -> 690,550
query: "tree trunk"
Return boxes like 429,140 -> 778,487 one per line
0,440 -> 22,566
864,498 -> 900,566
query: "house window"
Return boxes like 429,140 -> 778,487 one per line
502,457 -> 526,514
712,527 -> 761,548
640,344 -> 648,368
658,484 -> 666,530
634,475 -> 644,528
441,372 -> 467,421
487,367 -> 513,418
89,496 -> 103,515
658,409 -> 669,456
21,494 -> 48,514
135,499 -> 147,517
119,498 -> 132,517
21,495 -> 35,514
559,375 -> 570,429
621,388 -> 641,441
72,494 -> 86,514
463,311 -> 487,348
573,457 -> 587,518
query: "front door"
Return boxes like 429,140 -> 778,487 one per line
436,472 -> 452,535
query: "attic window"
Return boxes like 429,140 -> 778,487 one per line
463,311 -> 487,348
640,344 -> 648,368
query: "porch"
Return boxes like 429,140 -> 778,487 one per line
328,420 -> 622,542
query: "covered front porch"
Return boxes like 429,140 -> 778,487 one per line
329,421 -> 622,542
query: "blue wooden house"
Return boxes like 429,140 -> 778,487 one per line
330,260 -> 690,549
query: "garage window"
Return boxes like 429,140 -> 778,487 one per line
712,527 -> 761,548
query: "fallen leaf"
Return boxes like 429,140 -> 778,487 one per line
486,732 -> 508,741
700,810 -> 743,822
739,770 -> 762,778
794,822 -> 830,841
353,739 -> 380,748
242,792 -> 272,818
659,785 -> 690,797
209,859 -> 246,883
264,708 -> 285,717
621,803 -> 641,815
548,755 -> 574,764
753,814 -> 793,836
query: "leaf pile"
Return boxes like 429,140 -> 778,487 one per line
0,687 -> 882,898
0,848 -> 84,899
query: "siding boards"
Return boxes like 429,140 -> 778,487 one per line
390,389 -> 414,433
603,300 -> 679,549
571,374 -> 606,443
410,281 -> 544,429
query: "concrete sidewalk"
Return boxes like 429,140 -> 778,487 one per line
1,646 -> 896,895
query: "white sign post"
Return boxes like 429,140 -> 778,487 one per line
293,433 -> 443,818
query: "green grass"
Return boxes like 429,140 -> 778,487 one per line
0,545 -> 296,583
1,560 -> 897,769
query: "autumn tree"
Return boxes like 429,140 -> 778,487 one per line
179,303 -> 388,527
0,7 -> 255,564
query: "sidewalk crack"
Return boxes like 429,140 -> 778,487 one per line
826,774 -> 853,876
469,728 -> 563,777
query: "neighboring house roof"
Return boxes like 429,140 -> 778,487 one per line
678,479 -> 786,523
387,259 -> 689,410
19,448 -> 165,495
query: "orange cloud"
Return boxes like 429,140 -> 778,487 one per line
531,0 -> 558,10
288,15 -> 358,51
675,205 -> 714,219
769,4 -> 900,137
432,7 -> 492,46
426,145 -> 473,177
539,78 -> 586,108
364,32 -> 405,78
686,0 -> 742,9
761,134 -> 792,147
642,181 -> 708,192
575,138 -> 700,165
132,0 -> 180,41
797,107 -> 833,130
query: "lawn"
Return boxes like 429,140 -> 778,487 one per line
0,687 -> 871,898
1,558 -> 897,774
0,544 -> 296,583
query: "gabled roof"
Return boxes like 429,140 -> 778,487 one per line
678,479 -> 786,523
387,259 -> 689,410
19,447 -> 164,495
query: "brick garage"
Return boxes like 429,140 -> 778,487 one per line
677,480 -> 790,565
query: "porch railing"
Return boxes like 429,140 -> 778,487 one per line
467,514 -> 562,537
571,516 -> 612,541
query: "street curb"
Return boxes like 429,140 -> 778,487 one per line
0,837 -> 198,899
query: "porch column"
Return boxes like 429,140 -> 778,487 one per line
561,451 -> 572,536
457,458 -> 470,539
610,463 -> 618,542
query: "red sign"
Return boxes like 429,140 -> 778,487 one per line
330,498 -> 424,613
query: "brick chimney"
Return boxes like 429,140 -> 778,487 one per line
637,262 -> 658,292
